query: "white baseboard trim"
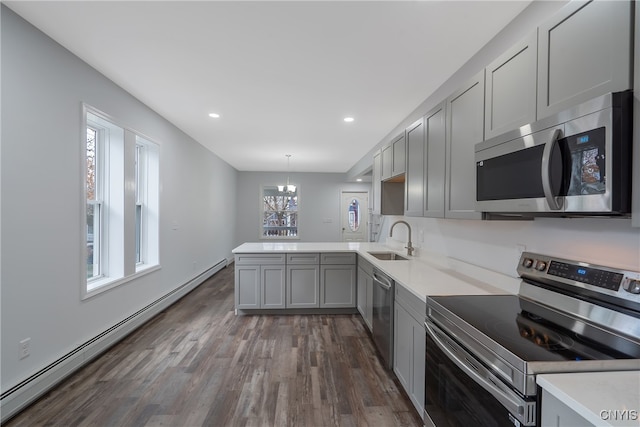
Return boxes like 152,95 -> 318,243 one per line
0,259 -> 228,423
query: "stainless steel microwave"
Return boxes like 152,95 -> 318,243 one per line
475,91 -> 632,216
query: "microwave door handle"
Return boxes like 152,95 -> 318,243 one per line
541,128 -> 563,211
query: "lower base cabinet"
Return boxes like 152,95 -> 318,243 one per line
393,284 -> 426,419
235,252 -> 356,310
234,253 -> 286,309
541,389 -> 595,427
357,257 -> 374,331
287,264 -> 320,308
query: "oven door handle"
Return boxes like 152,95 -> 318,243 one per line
425,320 -> 535,426
541,128 -> 564,211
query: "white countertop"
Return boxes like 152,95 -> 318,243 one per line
233,242 -> 514,300
537,371 -> 640,427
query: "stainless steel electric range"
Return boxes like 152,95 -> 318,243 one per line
425,252 -> 640,427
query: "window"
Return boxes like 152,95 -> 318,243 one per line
262,185 -> 298,238
134,135 -> 160,272
135,144 -> 143,264
86,126 -> 101,279
83,106 -> 160,297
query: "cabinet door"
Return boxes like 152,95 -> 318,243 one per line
357,266 -> 367,317
537,0 -> 633,119
287,265 -> 319,308
320,265 -> 356,308
485,31 -> 537,139
372,150 -> 382,215
261,265 -> 285,309
235,264 -> 260,309
392,133 -> 406,177
424,102 -> 446,218
541,390 -> 595,427
393,301 -> 412,391
357,267 -> 373,331
445,70 -> 484,219
405,118 -> 425,217
411,319 -> 426,417
381,144 -> 393,180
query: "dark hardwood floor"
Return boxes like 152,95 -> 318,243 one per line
5,264 -> 422,427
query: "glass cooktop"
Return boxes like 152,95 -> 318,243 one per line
429,294 -> 640,363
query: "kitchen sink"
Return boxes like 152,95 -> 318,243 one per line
368,252 -> 408,261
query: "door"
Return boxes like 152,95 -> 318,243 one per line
405,117 -> 425,217
445,70 -> 485,219
341,191 -> 368,242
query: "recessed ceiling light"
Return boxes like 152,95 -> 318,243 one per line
356,178 -> 363,182
208,113 -> 220,118
344,117 -> 354,123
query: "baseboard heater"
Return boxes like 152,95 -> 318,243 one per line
0,258 -> 229,423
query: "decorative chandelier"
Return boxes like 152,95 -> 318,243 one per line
278,154 -> 296,193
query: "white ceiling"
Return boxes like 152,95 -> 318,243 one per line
5,1 -> 531,173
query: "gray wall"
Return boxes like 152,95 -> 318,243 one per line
236,172 -> 370,245
1,6 -> 238,392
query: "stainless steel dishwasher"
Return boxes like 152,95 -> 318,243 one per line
372,268 -> 394,369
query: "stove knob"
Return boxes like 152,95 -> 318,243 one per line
623,280 -> 640,295
522,258 -> 534,268
535,260 -> 548,272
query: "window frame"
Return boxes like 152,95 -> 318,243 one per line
86,125 -> 104,280
260,184 -> 300,240
81,104 -> 161,300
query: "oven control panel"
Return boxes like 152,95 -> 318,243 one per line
518,252 -> 640,300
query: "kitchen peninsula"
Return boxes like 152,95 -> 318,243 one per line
232,242 -> 514,311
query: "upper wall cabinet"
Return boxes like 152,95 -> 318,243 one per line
405,118 -> 425,217
392,133 -> 406,177
424,102 -> 446,218
484,31 -> 538,139
372,150 -> 382,215
537,0 -> 633,119
382,133 -> 406,180
445,70 -> 485,220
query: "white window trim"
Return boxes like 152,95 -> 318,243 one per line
81,104 -> 161,300
259,183 -> 300,240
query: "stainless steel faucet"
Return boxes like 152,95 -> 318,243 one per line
390,220 -> 414,256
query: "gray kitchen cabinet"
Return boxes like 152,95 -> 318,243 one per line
235,264 -> 260,309
540,389 -> 595,427
392,133 -> 406,177
393,283 -> 426,419
260,265 -> 286,309
381,143 -> 394,181
484,31 -> 537,139
424,102 -> 446,218
445,70 -> 485,219
372,150 -> 382,215
537,0 -> 633,119
235,253 -> 286,309
357,256 -> 374,331
320,253 -> 356,308
286,253 -> 320,308
404,117 -> 425,217
382,133 -> 406,180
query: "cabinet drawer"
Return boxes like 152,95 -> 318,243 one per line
286,253 -> 320,264
235,253 -> 286,265
321,253 -> 356,265
395,283 -> 426,323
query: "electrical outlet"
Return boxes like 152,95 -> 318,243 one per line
19,338 -> 31,359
